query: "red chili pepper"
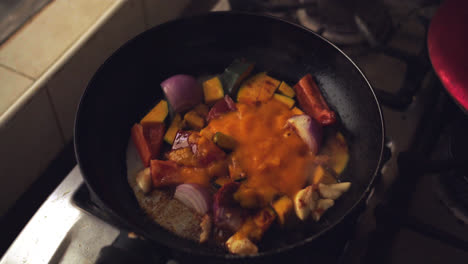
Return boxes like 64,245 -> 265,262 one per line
294,74 -> 336,126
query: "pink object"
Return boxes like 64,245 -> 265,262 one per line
428,0 -> 468,111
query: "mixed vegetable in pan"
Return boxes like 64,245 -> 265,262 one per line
129,59 -> 351,255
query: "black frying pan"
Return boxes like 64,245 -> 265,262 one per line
75,12 -> 384,262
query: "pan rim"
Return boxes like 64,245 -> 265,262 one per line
74,11 -> 385,259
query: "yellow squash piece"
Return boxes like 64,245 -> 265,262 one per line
273,93 -> 295,108
203,76 -> 224,105
312,165 -> 337,185
184,110 -> 205,130
212,177 -> 232,189
163,114 -> 182,144
194,104 -> 209,118
272,196 -> 293,226
237,73 -> 280,103
291,107 -> 304,115
277,81 -> 295,98
320,132 -> 350,175
141,100 -> 168,125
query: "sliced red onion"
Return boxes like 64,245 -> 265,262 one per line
287,114 -> 323,154
174,183 -> 211,215
214,182 -> 240,207
212,182 -> 244,232
214,206 -> 244,232
206,95 -> 237,122
172,131 -> 191,150
224,95 -> 237,111
161,74 -> 202,113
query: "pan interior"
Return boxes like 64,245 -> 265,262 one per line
75,12 -> 383,257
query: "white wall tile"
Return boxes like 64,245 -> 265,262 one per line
47,0 -> 146,142
142,0 -> 191,28
0,88 -> 64,216
0,0 -> 115,79
0,66 -> 34,116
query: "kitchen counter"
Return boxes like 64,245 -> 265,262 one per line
0,166 -> 119,264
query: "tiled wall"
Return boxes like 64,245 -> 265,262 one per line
0,0 -> 193,216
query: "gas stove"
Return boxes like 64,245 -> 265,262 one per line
3,0 -> 468,263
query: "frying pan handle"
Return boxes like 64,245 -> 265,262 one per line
95,231 -> 169,264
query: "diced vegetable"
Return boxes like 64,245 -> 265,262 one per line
272,196 -> 293,226
237,73 -> 280,104
199,215 -> 212,243
293,186 -> 318,221
213,132 -> 237,151
220,59 -> 255,96
251,207 -> 276,240
213,182 -> 245,232
277,81 -> 295,98
273,93 -> 295,108
161,74 -> 203,113
229,207 -> 276,248
318,182 -> 351,200
320,132 -> 349,174
172,130 -> 191,150
224,95 -> 237,110
234,186 -> 263,209
294,74 -> 336,126
130,122 -> 165,167
311,199 -> 334,221
184,110 -> 205,130
228,157 -> 246,182
150,160 -> 181,187
174,183 -> 211,215
193,136 -> 226,165
226,235 -> 258,255
163,114 -> 182,144
166,147 -> 198,166
193,104 -> 209,118
212,177 -> 232,189
131,123 -> 152,167
214,182 -> 240,207
142,122 -> 165,159
135,168 -> 152,194
291,106 -> 304,115
311,165 -> 337,185
141,100 -> 168,125
203,76 -> 224,105
234,177 -> 247,183
287,115 -> 323,154
206,95 -> 237,122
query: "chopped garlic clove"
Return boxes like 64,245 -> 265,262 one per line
226,235 -> 258,255
318,182 -> 351,200
199,214 -> 212,243
312,199 -> 335,221
136,168 -> 152,194
294,186 -> 318,220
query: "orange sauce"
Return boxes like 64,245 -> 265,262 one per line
202,100 -> 313,205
